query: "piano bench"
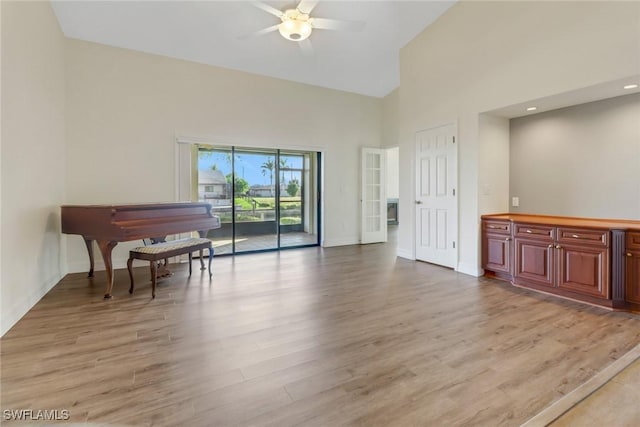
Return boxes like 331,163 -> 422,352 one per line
126,237 -> 213,298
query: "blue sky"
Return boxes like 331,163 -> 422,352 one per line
198,150 -> 303,186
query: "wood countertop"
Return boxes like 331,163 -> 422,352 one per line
481,213 -> 640,231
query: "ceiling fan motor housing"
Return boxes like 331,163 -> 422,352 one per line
279,9 -> 312,41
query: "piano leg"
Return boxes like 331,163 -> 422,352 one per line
97,240 -> 118,299
84,238 -> 95,277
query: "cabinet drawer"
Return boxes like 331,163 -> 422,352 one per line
557,227 -> 609,248
483,220 -> 511,235
627,232 -> 640,251
514,223 -> 554,241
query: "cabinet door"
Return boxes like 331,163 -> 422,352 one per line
557,243 -> 609,299
483,233 -> 511,274
626,251 -> 640,304
514,238 -> 554,288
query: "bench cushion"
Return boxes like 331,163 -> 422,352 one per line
131,237 -> 211,255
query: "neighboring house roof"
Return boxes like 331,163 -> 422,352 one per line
199,169 -> 226,185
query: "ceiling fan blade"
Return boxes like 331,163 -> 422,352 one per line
312,17 -> 365,32
297,0 -> 319,14
298,39 -> 314,56
250,1 -> 283,18
237,24 -> 279,40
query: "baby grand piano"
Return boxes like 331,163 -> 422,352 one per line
61,202 -> 221,298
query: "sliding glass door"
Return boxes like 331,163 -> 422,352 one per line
195,145 -> 320,255
233,149 -> 278,253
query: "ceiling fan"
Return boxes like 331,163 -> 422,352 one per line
243,0 -> 365,55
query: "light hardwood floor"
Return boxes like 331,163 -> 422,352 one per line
549,355 -> 640,426
2,237 -> 640,426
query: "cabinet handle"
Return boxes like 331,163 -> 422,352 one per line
548,244 -> 554,249
488,225 -> 505,229
524,229 -> 548,235
571,234 -> 590,240
556,245 -> 562,249
627,253 -> 634,257
505,237 -> 511,241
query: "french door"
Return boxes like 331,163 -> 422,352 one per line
361,147 -> 387,244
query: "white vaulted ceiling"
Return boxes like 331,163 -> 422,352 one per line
51,1 -> 455,98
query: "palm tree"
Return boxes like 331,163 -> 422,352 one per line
261,159 -> 275,187
279,158 -> 288,185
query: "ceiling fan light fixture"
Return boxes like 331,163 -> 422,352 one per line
279,9 -> 312,41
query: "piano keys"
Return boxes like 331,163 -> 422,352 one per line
61,202 -> 221,298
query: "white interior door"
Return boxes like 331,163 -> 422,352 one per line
361,147 -> 387,244
415,124 -> 457,268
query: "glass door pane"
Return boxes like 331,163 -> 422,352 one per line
197,145 -> 234,255
280,152 -> 318,248
233,149 -> 278,252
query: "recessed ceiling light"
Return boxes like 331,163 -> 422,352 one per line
526,107 -> 537,111
623,84 -> 638,90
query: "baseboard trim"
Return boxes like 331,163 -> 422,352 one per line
323,236 -> 359,247
1,273 -> 63,337
67,257 -> 131,274
396,248 -> 415,260
457,262 -> 483,277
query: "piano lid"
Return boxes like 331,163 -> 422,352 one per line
61,202 -> 219,241
60,201 -> 212,210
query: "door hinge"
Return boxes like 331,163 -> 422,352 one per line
453,241 -> 456,249
453,136 -> 456,143
452,188 -> 456,196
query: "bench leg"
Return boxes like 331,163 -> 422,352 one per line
188,252 -> 193,276
208,247 -> 213,279
199,249 -> 205,270
150,260 -> 158,299
127,257 -> 135,294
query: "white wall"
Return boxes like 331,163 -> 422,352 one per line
386,147 -> 399,200
478,114 -> 510,216
398,1 -> 640,275
383,89 -> 400,200
1,1 -> 67,335
64,39 -> 383,272
510,93 -> 640,219
382,88 -> 400,148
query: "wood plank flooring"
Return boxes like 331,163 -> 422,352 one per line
2,238 -> 640,426
550,356 -> 640,426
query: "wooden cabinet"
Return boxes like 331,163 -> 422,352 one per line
482,220 -> 512,278
480,214 -> 631,309
512,223 -> 554,288
556,227 -> 609,299
516,225 -> 610,300
481,214 -> 640,310
626,232 -> 640,305
514,236 -> 555,289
